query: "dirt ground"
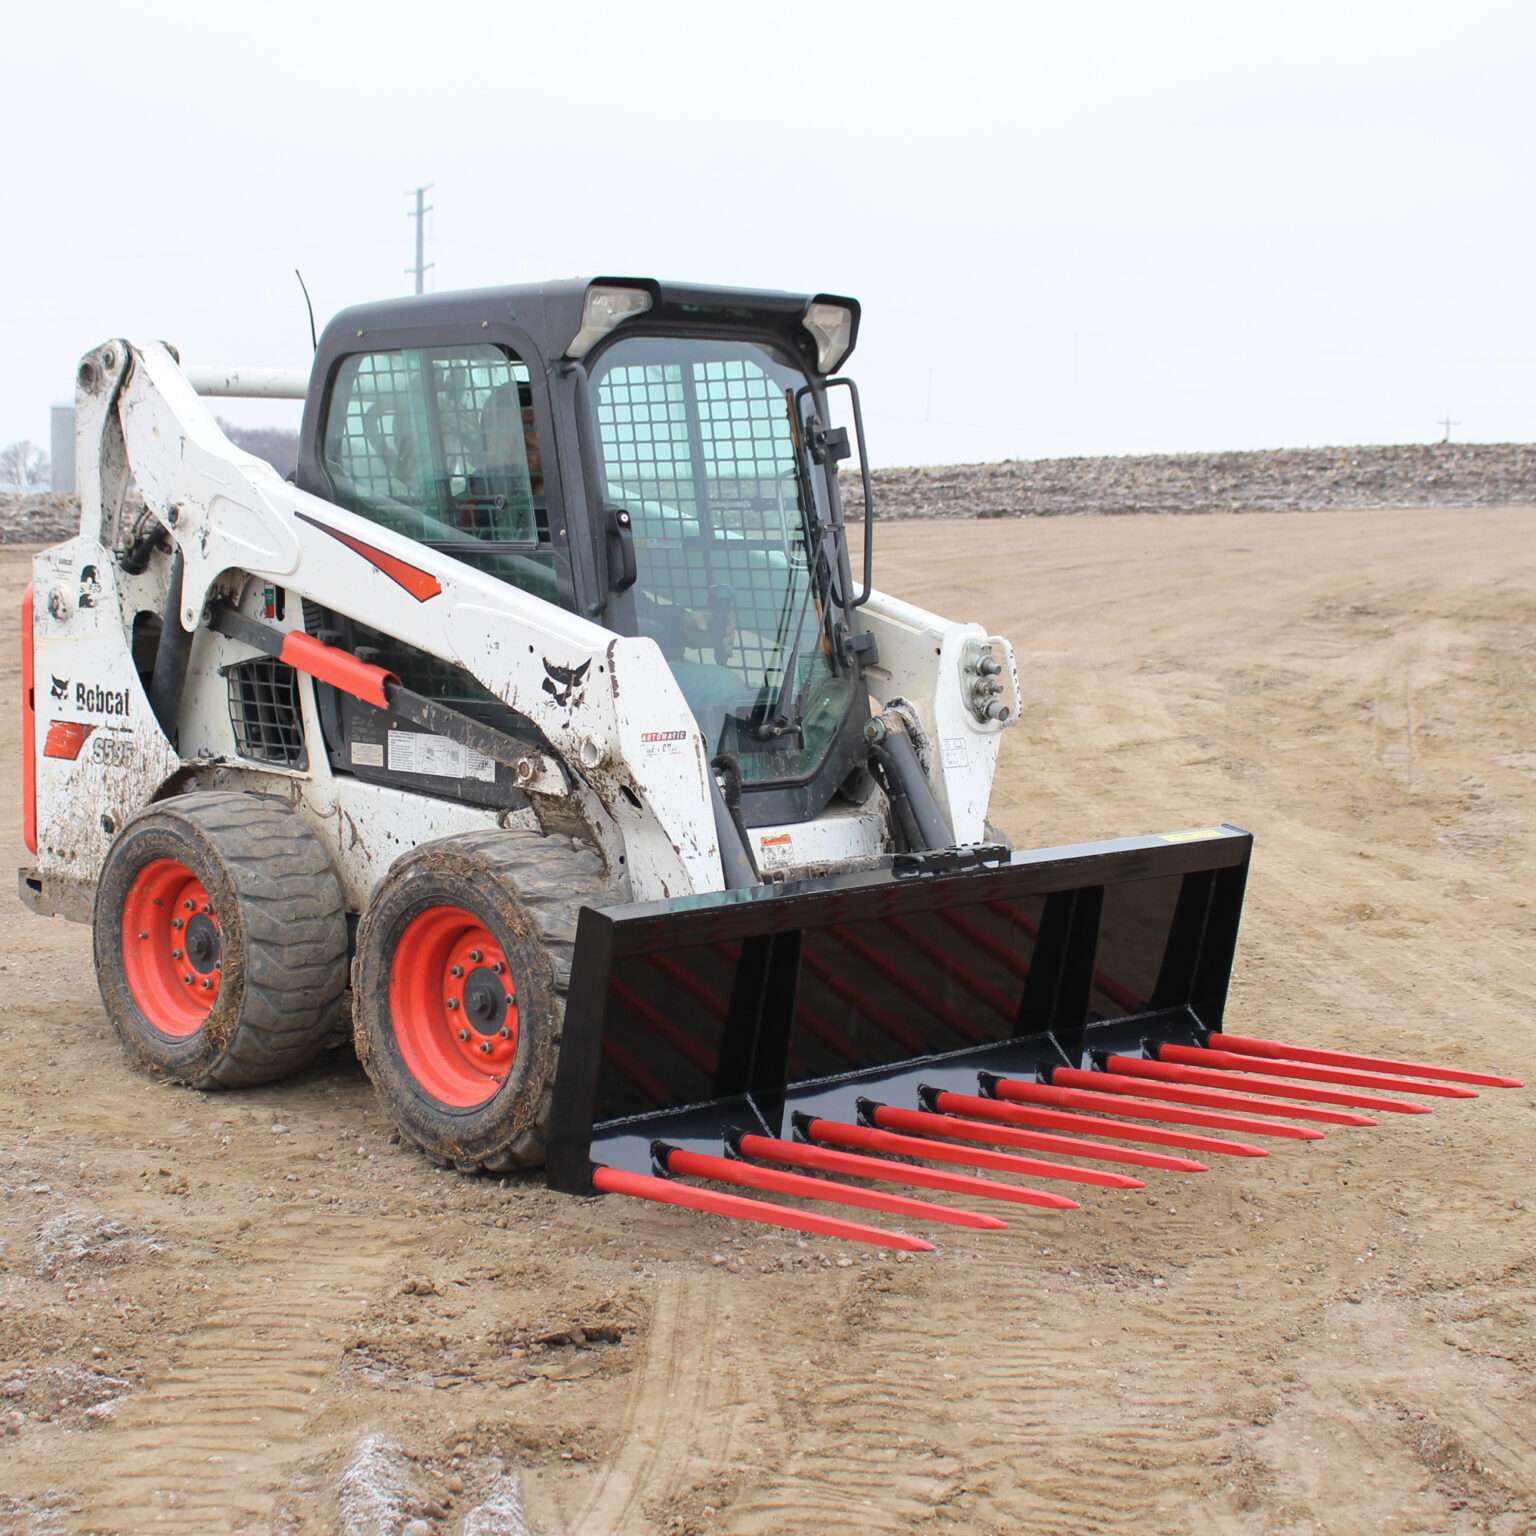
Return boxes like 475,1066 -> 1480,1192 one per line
1,507 -> 1532,1535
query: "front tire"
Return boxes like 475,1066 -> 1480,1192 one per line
352,830 -> 626,1172
93,792 -> 350,1088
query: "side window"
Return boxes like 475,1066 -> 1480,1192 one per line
321,344 -> 561,605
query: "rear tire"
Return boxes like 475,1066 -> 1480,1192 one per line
352,830 -> 626,1173
93,791 -> 350,1088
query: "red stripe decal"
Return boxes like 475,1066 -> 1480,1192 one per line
279,631 -> 396,710
43,719 -> 96,760
297,513 -> 443,601
20,585 -> 37,851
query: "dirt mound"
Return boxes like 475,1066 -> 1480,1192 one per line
854,441 -> 1536,519
0,493 -> 77,545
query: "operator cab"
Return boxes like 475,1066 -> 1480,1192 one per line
295,278 -> 877,830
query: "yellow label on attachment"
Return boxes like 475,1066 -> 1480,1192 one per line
1158,827 -> 1229,844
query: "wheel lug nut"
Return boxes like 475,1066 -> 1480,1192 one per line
171,949 -> 182,959
450,965 -> 463,978
184,900 -> 196,911
445,998 -> 459,1010
468,949 -> 482,963
200,978 -> 212,990
492,962 -> 504,975
498,1026 -> 511,1039
171,918 -> 183,930
457,1029 -> 469,1042
182,973 -> 193,984
478,1042 -> 491,1054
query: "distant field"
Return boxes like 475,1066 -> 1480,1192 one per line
854,440 -> 1536,518
8,440 -> 1535,545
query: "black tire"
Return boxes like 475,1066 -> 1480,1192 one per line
352,829 -> 626,1173
93,791 -> 350,1088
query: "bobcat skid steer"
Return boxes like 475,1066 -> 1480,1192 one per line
18,280 -> 1518,1251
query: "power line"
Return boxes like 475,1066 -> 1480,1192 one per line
1437,415 -> 1462,443
406,185 -> 434,295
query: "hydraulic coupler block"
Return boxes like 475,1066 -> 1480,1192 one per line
961,636 -> 1019,724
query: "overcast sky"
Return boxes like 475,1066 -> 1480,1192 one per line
5,0 -> 1533,466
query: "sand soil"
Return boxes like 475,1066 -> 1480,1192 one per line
1,507 -> 1532,1534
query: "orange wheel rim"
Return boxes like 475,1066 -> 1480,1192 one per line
122,858 -> 223,1038
389,905 -> 519,1109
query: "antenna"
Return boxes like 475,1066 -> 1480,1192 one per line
294,269 -> 318,352
406,185 -> 435,295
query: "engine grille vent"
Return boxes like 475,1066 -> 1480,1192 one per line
225,657 -> 306,768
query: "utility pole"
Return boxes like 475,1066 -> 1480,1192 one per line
1437,415 -> 1460,443
406,185 -> 434,295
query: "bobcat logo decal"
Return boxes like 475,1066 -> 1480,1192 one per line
541,658 -> 591,709
50,675 -> 69,702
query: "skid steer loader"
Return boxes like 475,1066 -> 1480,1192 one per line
18,278 -> 1519,1251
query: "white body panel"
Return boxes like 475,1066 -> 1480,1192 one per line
26,337 -> 1016,920
860,590 -> 1019,843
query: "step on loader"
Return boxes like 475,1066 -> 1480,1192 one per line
17,279 -> 1521,1251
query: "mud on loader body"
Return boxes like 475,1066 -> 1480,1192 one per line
18,280 -> 1519,1250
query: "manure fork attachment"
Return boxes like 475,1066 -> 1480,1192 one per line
546,826 -> 1520,1251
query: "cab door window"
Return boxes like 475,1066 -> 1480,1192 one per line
321,345 -> 563,606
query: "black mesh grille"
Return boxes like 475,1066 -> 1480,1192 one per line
225,658 -> 306,768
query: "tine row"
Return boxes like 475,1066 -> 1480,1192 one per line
594,1030 -> 1520,1250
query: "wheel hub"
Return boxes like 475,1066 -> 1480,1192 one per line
184,913 -> 221,974
388,906 -> 520,1108
121,859 -> 222,1038
463,968 -> 510,1034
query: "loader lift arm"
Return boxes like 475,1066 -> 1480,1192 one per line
85,338 -> 725,898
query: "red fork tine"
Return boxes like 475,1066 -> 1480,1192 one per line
973,1076 -> 1269,1156
922,1090 -> 1208,1171
863,1104 -> 1145,1188
741,1132 -> 1078,1211
1097,1057 -> 1424,1117
591,1165 -> 935,1252
1209,1032 -> 1523,1090
1072,1064 -> 1384,1125
798,1113 -> 1104,1196
987,1076 -> 1326,1141
658,1145 -> 1006,1230
1156,1042 -> 1478,1098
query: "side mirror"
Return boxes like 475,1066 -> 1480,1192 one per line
795,376 -> 875,608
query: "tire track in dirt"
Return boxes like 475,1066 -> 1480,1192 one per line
560,1267 -> 758,1536
718,1216 -> 1271,1529
76,1211 -> 408,1533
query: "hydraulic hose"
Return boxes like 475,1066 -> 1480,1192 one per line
874,725 -> 950,850
147,551 -> 192,745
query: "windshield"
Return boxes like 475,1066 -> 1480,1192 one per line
590,334 -> 858,785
